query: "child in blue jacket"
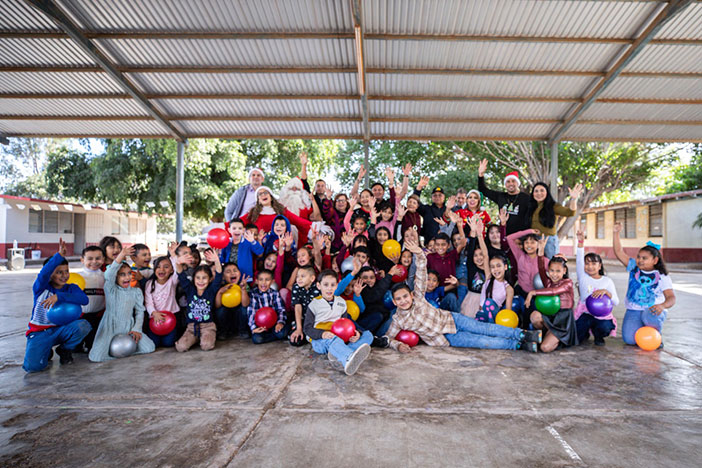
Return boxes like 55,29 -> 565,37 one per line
219,218 -> 263,281
23,239 -> 91,373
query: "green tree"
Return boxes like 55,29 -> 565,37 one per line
1,137 -> 59,192
663,143 -> 702,193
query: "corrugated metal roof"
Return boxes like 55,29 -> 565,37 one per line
99,38 -> 355,67
581,102 -> 702,121
62,0 -> 353,32
0,119 -> 168,135
366,74 -> 594,98
363,0 -> 657,38
156,98 -> 359,118
370,100 -> 571,120
365,40 -> 620,71
178,119 -> 361,137
0,0 -> 700,142
0,71 -> 124,93
371,121 -> 553,139
129,72 -> 358,95
0,97 -> 148,116
564,123 -> 702,141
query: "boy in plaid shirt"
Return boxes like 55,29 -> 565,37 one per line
248,269 -> 288,344
386,239 -> 541,353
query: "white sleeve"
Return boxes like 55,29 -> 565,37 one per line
659,274 -> 673,292
576,247 -> 586,282
606,276 -> 620,306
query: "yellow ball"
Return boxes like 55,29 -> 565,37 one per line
315,321 -> 333,331
345,300 -> 360,321
222,284 -> 242,308
495,309 -> 519,328
382,240 -> 401,260
67,272 -> 86,290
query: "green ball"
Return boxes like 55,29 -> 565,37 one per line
535,295 -> 561,316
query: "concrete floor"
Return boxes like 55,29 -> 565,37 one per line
0,264 -> 701,467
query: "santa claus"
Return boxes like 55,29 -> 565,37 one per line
278,177 -> 322,243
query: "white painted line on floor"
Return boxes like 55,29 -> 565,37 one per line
546,425 -> 584,463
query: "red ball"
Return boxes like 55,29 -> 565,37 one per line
207,228 -> 230,249
396,330 -> 420,347
330,318 -> 356,343
149,311 -> 176,336
391,264 -> 408,283
255,307 -> 278,329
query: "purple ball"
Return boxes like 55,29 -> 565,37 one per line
586,294 -> 613,317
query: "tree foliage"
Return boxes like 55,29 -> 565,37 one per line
663,143 -> 702,194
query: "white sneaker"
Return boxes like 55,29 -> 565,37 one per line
327,350 -> 344,371
344,343 -> 371,376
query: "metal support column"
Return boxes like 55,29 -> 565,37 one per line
363,140 -> 370,189
175,140 -> 185,242
550,141 -> 559,198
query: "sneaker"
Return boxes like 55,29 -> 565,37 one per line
344,343 -> 371,376
55,346 -> 73,365
523,330 -> 542,344
372,335 -> 389,348
327,351 -> 344,371
520,341 -> 538,353
594,337 -> 605,346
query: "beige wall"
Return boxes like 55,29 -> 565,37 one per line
665,198 -> 702,249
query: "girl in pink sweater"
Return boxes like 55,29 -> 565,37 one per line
525,252 -> 578,353
506,228 -> 549,327
144,243 -> 182,347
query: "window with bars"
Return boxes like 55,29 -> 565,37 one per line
649,204 -> 663,237
615,208 -> 637,238
29,209 -> 43,233
59,212 -> 73,233
43,211 -> 58,233
112,216 -> 121,235
596,212 -> 605,239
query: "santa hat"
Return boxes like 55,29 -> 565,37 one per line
255,185 -> 276,198
248,168 -> 265,179
467,189 -> 484,211
504,171 -> 520,186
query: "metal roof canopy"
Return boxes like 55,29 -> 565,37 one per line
0,0 -> 700,143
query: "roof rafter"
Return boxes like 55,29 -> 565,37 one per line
2,29 -> 702,46
21,0 -> 186,141
548,0 -> 696,143
350,0 -> 369,142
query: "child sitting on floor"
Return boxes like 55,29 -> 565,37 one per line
174,249 -> 222,352
247,270 -> 289,344
386,239 -> 540,354
525,238 -> 577,353
23,239 -> 91,373
143,242 -> 182,348
304,270 -> 373,376
89,246 -> 155,362
79,245 -> 106,351
574,230 -> 619,346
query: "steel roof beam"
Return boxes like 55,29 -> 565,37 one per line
350,0 -> 370,143
22,0 -> 185,141
547,0 -> 695,144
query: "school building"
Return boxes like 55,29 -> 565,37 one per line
559,189 -> 702,263
0,195 -> 159,260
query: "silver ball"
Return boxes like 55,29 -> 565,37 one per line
341,256 -> 354,274
109,333 -> 137,358
533,274 -> 544,290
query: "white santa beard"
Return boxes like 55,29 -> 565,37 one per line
279,191 -> 310,216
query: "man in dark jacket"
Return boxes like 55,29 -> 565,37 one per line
477,158 -> 531,235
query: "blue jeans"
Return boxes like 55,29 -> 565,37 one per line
622,308 -> 667,345
576,314 -> 615,343
440,292 -> 459,313
456,285 -> 467,309
357,311 -> 384,334
544,235 -> 559,259
214,306 -> 247,337
145,327 -> 177,348
444,312 -> 522,350
311,330 -> 373,365
252,323 -> 290,344
23,320 -> 92,373
377,309 -> 397,336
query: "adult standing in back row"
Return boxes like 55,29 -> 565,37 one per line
224,168 -> 265,223
477,159 -> 531,235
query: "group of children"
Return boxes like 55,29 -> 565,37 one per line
23,166 -> 676,376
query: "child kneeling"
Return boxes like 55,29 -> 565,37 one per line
386,240 -> 541,353
304,270 -> 372,376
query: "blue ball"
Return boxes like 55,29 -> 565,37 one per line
383,290 -> 395,309
46,302 -> 82,326
511,296 -> 526,314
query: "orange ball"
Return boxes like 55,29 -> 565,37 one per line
635,326 -> 662,351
